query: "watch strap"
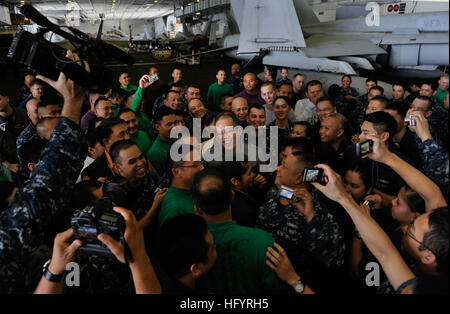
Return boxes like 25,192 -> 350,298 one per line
43,261 -> 64,283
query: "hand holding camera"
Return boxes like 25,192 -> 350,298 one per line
98,207 -> 147,265
361,133 -> 392,164
139,75 -> 152,89
310,164 -> 349,203
48,228 -> 82,276
363,194 -> 386,210
279,185 -> 314,222
406,109 -> 432,142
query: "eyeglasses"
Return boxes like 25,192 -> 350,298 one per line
405,216 -> 436,255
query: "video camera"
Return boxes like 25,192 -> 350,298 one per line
71,177 -> 132,256
7,5 -> 134,94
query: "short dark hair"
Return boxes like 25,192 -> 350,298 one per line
191,169 -> 232,216
370,96 -> 389,108
224,161 -> 251,183
414,96 -> 433,111
70,180 -> 103,210
157,214 -> 210,279
30,80 -> 44,88
280,136 -> 314,155
88,117 -> 104,131
421,207 -> 449,275
369,86 -> 384,95
421,80 -> 437,92
305,80 -> 322,93
393,81 -> 406,90
220,93 -> 233,105
110,139 -> 138,164
118,107 -> 136,118
345,160 -> 373,190
110,88 -> 127,99
366,78 -> 378,85
0,88 -> 8,97
364,111 -> 398,142
291,151 -> 315,173
171,81 -> 185,89
85,131 -> 100,149
94,96 -> 111,108
342,75 -> 352,82
248,104 -> 265,114
37,97 -> 61,110
154,106 -> 182,124
292,121 -> 313,138
403,186 -> 425,215
273,96 -> 290,105
385,101 -> 410,118
96,118 -> 125,147
317,96 -> 335,106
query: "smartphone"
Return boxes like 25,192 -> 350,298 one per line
302,168 -> 323,183
356,140 -> 373,158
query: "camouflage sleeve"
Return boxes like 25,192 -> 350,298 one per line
418,138 -> 449,195
304,200 -> 346,270
0,117 -> 87,293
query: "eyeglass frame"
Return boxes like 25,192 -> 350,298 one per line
405,215 -> 436,255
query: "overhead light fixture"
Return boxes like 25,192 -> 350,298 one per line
187,2 -> 192,6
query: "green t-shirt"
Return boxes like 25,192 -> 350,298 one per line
130,130 -> 152,155
120,84 -> 138,93
158,186 -> 195,226
147,136 -> 171,176
207,82 -> 234,112
136,112 -> 150,132
434,88 -> 448,105
197,221 -> 293,294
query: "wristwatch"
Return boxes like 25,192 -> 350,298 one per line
42,259 -> 64,283
292,279 -> 305,294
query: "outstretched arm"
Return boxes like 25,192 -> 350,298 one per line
312,164 -> 415,291
364,132 -> 446,211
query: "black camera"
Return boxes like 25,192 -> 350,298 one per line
356,140 -> 373,158
302,168 -> 324,183
71,177 -> 131,256
7,5 -> 134,94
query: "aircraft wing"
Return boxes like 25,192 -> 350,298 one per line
302,34 -> 387,58
237,0 -> 306,55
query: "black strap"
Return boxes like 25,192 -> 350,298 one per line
396,277 -> 417,294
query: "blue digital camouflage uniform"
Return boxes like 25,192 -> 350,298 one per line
0,117 -> 87,293
71,170 -> 163,294
417,138 -> 449,199
428,100 -> 449,151
16,122 -> 40,168
256,188 -> 345,276
335,86 -> 360,118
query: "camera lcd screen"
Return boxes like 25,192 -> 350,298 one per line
360,141 -> 371,155
279,187 -> 294,200
305,169 -> 319,182
78,226 -> 99,242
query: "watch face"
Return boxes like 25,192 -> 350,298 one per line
293,281 -> 304,294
